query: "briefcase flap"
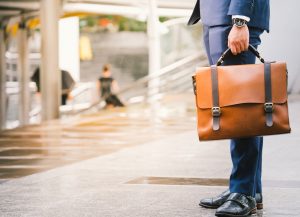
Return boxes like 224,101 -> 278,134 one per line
195,62 -> 288,109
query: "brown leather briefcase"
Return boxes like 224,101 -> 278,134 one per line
193,45 -> 291,141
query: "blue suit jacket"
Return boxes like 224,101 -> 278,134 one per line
188,0 -> 270,32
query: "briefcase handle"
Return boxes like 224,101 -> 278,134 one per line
216,44 -> 265,66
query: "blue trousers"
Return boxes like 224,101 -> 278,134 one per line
203,25 -> 264,197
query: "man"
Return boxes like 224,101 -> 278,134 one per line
31,67 -> 75,105
188,0 -> 270,216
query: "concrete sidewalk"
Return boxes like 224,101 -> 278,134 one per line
0,97 -> 299,217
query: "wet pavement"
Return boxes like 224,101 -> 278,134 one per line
0,94 -> 300,216
0,95 -> 195,181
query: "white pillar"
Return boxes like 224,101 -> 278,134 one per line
17,21 -> 30,126
59,17 -> 80,82
147,0 -> 161,101
0,26 -> 6,130
40,0 -> 61,120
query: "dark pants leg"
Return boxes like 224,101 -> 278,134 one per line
255,137 -> 263,194
61,94 -> 68,105
105,94 -> 125,107
230,137 -> 263,196
203,25 -> 264,197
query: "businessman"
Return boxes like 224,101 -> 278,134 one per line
188,0 -> 270,216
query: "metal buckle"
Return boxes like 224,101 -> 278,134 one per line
192,76 -> 197,95
264,102 -> 274,113
212,107 -> 221,117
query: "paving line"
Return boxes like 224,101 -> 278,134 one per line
0,165 -> 51,169
0,155 -> 62,160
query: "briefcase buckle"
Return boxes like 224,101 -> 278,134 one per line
212,107 -> 221,117
192,76 -> 197,95
264,102 -> 274,113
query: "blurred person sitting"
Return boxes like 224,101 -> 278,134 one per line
97,64 -> 124,108
31,67 -> 75,105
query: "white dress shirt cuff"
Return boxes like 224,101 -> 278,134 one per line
232,15 -> 250,22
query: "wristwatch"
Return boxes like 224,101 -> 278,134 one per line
232,18 -> 248,27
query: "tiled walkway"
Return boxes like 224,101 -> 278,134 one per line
0,95 -> 299,216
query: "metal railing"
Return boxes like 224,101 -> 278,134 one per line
4,51 -> 208,125
5,82 -> 38,129
65,51 -> 208,115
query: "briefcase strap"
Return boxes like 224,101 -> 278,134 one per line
264,62 -> 274,127
211,65 -> 221,131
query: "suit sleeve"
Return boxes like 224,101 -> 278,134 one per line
228,0 -> 255,17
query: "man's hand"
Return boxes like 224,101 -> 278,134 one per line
228,25 -> 249,55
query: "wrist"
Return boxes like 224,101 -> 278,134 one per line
232,15 -> 250,22
232,18 -> 248,28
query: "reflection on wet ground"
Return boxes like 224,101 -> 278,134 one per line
0,99 -> 196,181
127,176 -> 300,189
127,176 -> 229,186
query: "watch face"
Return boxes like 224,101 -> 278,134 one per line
233,18 -> 247,27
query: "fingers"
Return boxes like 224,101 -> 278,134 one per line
230,42 -> 238,55
229,43 -> 240,56
240,37 -> 249,52
229,39 -> 248,55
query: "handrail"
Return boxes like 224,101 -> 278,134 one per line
14,50 -> 205,118
5,52 -> 204,118
70,82 -> 94,99
117,52 -> 203,94
68,52 -> 205,115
